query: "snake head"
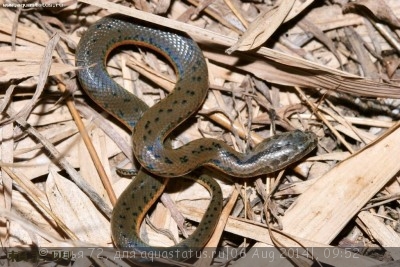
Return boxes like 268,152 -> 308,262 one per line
248,130 -> 318,175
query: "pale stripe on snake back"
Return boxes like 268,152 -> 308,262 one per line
76,15 -> 317,263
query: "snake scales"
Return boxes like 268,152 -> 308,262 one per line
75,15 -> 317,263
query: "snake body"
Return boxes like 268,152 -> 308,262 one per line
76,15 -> 317,262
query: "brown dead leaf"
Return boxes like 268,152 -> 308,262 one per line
0,62 -> 76,82
226,0 -> 296,53
46,170 -> 111,245
344,26 -> 380,80
344,0 -> 400,28
298,18 -> 343,69
281,123 -> 400,243
285,0 -> 316,21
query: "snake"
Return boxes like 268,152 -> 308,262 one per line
75,15 -> 318,263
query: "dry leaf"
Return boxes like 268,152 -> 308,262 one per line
204,50 -> 400,98
46,170 -> 111,245
358,211 -> 400,260
9,190 -> 60,246
0,62 -> 76,82
298,18 -> 343,68
226,0 -> 296,53
281,123 -> 400,244
344,0 -> 400,28
285,0 -> 316,21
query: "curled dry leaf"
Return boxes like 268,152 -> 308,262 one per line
343,0 -> 400,28
226,0 -> 296,53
